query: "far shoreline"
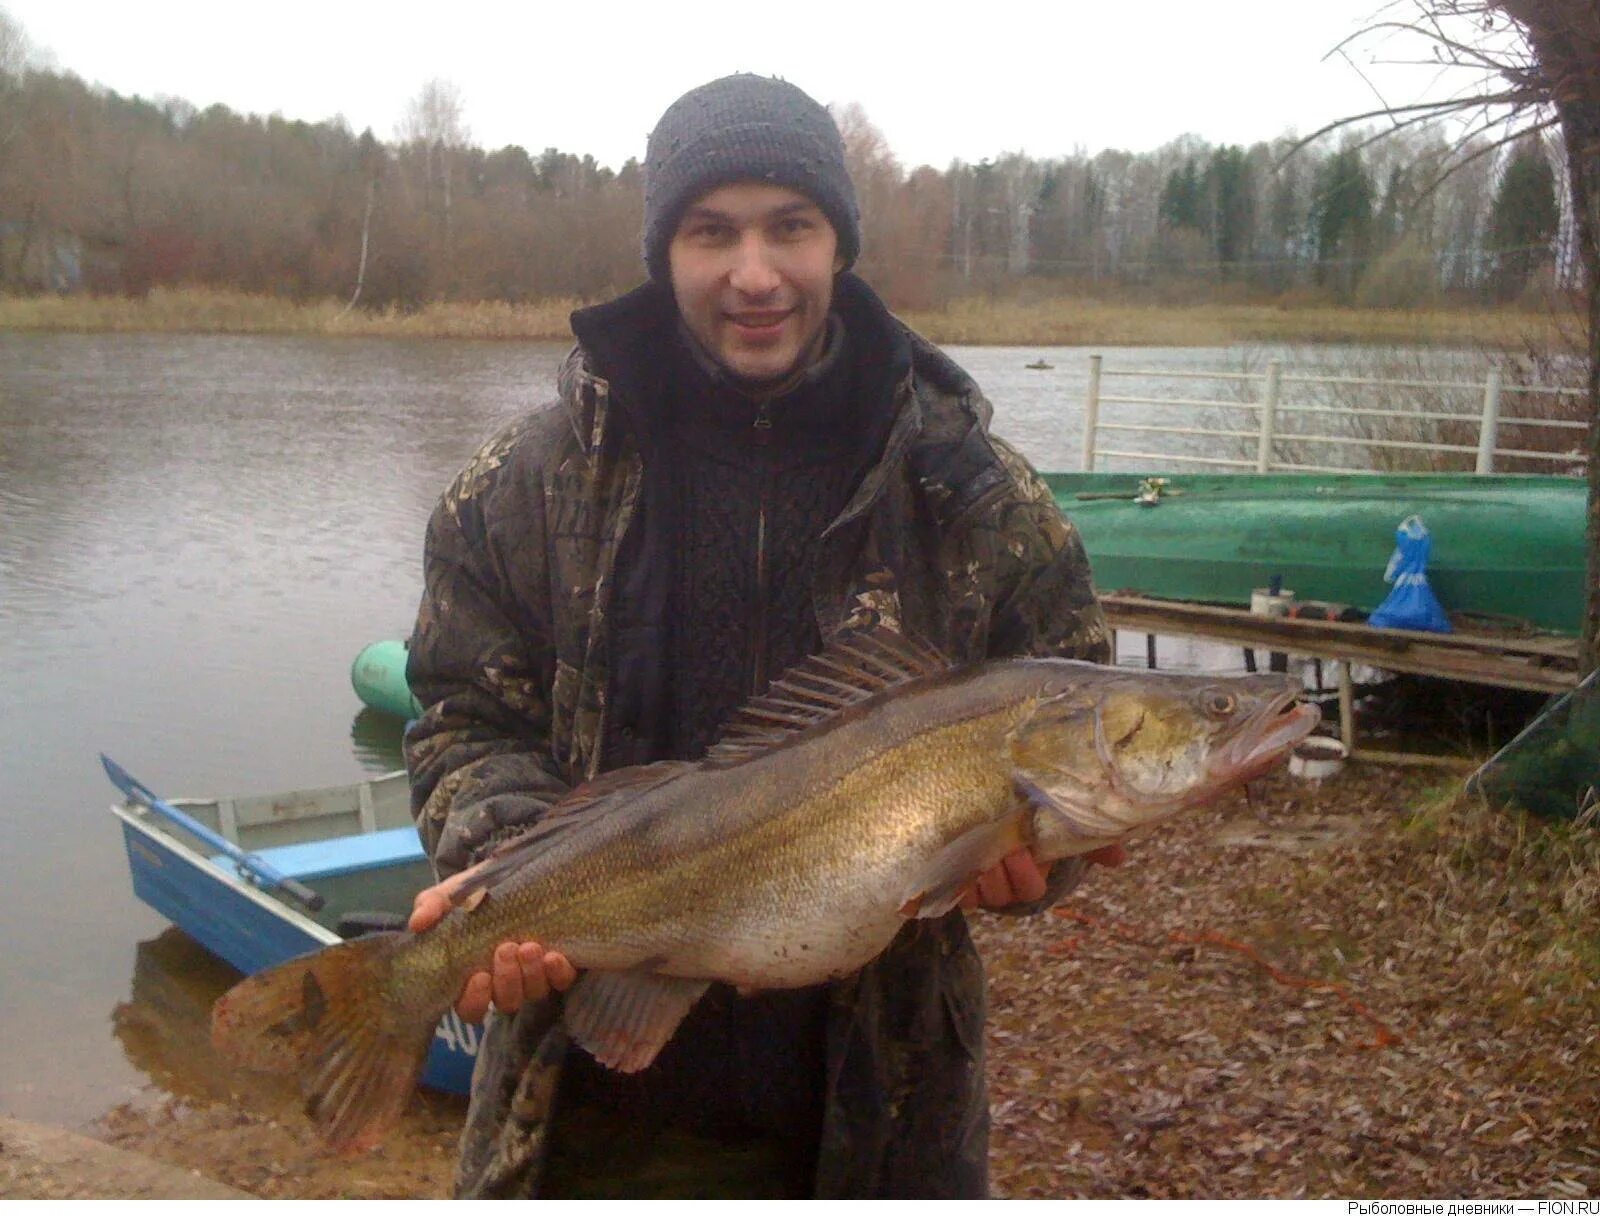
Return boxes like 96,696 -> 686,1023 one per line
0,288 -> 1572,351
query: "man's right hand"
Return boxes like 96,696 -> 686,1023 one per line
409,870 -> 578,1023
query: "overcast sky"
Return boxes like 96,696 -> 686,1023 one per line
4,1 -> 1487,170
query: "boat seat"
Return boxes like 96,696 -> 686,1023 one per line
210,826 -> 426,882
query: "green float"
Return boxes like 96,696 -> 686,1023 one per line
350,639 -> 423,720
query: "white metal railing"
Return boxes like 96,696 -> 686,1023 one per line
1080,355 -> 1588,474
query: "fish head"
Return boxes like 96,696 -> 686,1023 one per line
1009,667 -> 1320,856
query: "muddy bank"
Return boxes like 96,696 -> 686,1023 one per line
0,1116 -> 251,1199
22,762 -> 1598,1198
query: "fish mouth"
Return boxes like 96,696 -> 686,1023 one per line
1213,688 -> 1321,782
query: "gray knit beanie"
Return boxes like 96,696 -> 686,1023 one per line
642,74 -> 861,283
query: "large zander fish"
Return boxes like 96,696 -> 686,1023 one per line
212,630 -> 1318,1152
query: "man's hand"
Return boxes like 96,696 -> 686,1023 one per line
960,842 -> 1127,911
409,870 -> 578,1023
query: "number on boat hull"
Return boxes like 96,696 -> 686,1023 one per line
435,1010 -> 480,1057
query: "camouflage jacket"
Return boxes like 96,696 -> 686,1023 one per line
404,277 -> 1110,1197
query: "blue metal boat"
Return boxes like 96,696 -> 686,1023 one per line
109,767 -> 478,1094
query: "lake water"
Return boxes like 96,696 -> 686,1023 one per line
0,330 -> 1448,1129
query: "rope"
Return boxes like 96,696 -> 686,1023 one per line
1051,906 -> 1404,1050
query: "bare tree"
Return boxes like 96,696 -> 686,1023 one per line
1481,2 -> 1600,674
0,7 -> 35,187
398,78 -> 469,267
1305,1 -> 1600,669
339,129 -> 385,316
832,102 -> 918,297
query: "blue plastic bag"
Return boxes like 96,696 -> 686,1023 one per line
1368,515 -> 1452,632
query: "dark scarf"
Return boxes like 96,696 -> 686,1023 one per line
556,275 -> 912,1178
656,310 -> 866,758
571,274 -> 910,768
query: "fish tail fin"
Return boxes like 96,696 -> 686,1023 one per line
210,932 -> 442,1154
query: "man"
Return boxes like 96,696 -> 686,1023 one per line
403,73 -> 1114,1198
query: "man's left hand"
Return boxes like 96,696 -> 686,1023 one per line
960,843 -> 1126,911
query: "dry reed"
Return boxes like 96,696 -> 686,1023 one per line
899,298 -> 1565,351
1190,345 -> 1590,475
0,288 -> 580,341
0,288 -> 1567,350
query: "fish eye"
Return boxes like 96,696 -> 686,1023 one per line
1202,690 -> 1237,718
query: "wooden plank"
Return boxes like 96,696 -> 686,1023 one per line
1101,592 -> 1575,768
1100,594 -> 1577,695
1102,593 -> 1577,661
1350,748 -> 1478,770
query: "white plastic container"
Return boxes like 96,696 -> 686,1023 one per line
1250,588 -> 1295,618
1289,736 -> 1348,780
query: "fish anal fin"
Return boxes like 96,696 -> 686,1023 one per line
708,627 -> 952,765
899,817 -> 1026,920
562,971 -> 711,1074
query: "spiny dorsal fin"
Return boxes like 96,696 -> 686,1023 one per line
706,627 -> 950,766
446,761 -> 697,906
547,760 -> 699,817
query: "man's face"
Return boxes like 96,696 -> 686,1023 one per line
668,181 -> 843,385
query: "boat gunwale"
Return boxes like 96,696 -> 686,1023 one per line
110,799 -> 341,946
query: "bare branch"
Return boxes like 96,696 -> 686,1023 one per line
1328,17 -> 1529,74
1410,114 -> 1560,198
1275,87 -> 1531,165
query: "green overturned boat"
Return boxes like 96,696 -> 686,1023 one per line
351,472 -> 1585,720
1045,472 -> 1586,636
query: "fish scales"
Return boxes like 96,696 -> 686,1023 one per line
416,664 -> 1038,982
210,634 -> 1318,1153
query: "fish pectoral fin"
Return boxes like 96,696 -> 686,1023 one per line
1014,773 -> 1124,860
562,971 -> 711,1074
900,819 -> 1025,919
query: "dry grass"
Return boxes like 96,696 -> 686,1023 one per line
1187,345 -> 1591,474
898,297 -> 1566,350
0,288 -> 1566,349
978,767 -> 1600,1198
896,297 -> 1568,348
0,288 -> 580,341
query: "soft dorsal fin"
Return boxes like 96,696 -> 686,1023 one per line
705,628 -> 951,766
445,761 -> 697,908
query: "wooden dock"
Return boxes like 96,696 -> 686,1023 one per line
1100,593 -> 1581,767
